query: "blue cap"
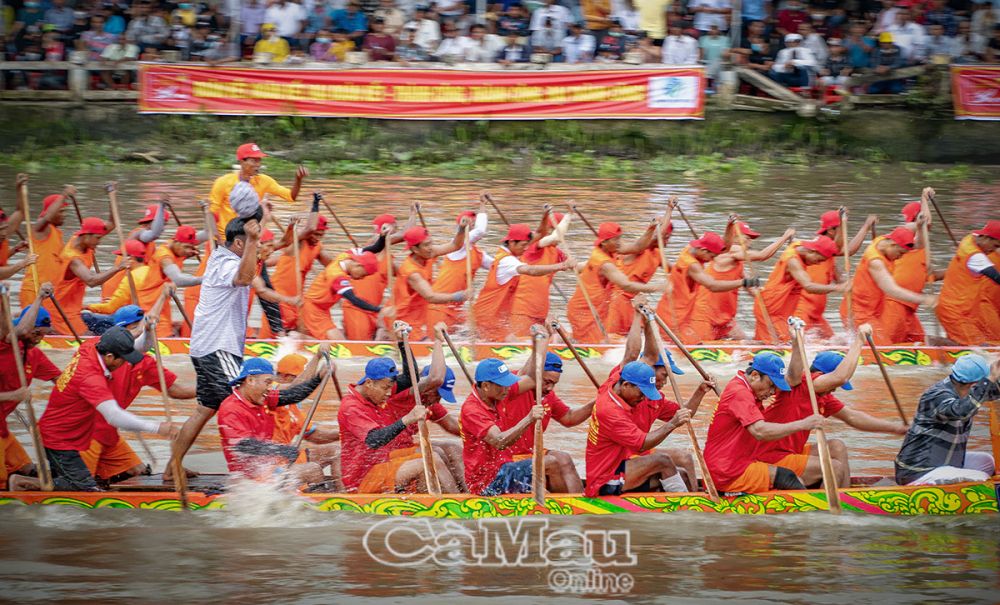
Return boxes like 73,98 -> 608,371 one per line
112,304 -> 145,327
620,361 -> 662,401
810,351 -> 853,390
749,352 -> 791,392
228,358 -> 274,386
654,350 -> 685,375
14,306 -> 51,328
951,354 -> 990,384
543,352 -> 563,373
474,358 -> 519,387
420,365 -> 457,403
358,357 -> 398,384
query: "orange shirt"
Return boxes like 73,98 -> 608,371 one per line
271,241 -> 322,298
181,242 -> 211,338
888,244 -> 926,311
511,244 -> 565,321
146,244 -> 185,335
51,239 -> 93,336
393,254 -> 435,338
101,226 -> 152,299
342,249 -> 391,340
656,246 -> 699,328
606,247 -> 660,335
20,225 -> 63,307
89,265 -> 160,317
473,248 -> 519,341
433,246 -> 484,294
754,243 -> 803,341
694,254 -> 743,327
272,404 -> 305,445
303,252 -> 352,311
938,234 -> 989,319
568,246 -> 615,343
846,237 -> 893,325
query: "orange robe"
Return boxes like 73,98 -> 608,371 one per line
393,254 -> 435,340
20,225 -> 63,309
300,252 -> 352,339
101,226 -> 152,299
51,239 -> 93,336
270,241 -> 322,331
882,241 -> 926,343
510,244 -> 566,338
793,257 -> 835,339
472,249 -> 519,341
428,245 -> 484,330
753,244 -> 804,341
343,249 -> 390,340
89,265 -> 165,333
655,246 -> 700,341
937,234 -> 997,345
689,255 -> 743,342
982,251 -> 1000,341
841,237 -> 894,343
181,242 -> 210,338
605,248 -> 660,336
568,246 -> 614,343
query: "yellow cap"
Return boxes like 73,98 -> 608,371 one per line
276,353 -> 307,375
878,32 -> 893,43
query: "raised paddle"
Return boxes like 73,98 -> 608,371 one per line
400,325 -> 442,495
1,286 -> 52,491
162,201 -> 201,262
106,182 -> 139,305
290,352 -> 333,451
483,193 -> 510,227
671,199 -> 700,239
531,328 -> 546,506
638,305 -> 720,503
654,214 -> 678,328
440,327 -> 476,388
316,193 -> 360,248
65,190 -> 103,270
569,203 -> 599,237
170,290 -> 193,331
549,320 -> 602,388
463,223 -> 477,342
927,191 -> 959,247
149,318 -> 189,509
640,304 -> 721,397
791,320 -> 842,514
863,333 -> 910,425
290,216 -> 305,332
731,214 -> 779,343
839,207 -> 854,330
47,294 -> 83,344
15,174 -> 40,292
415,202 -> 429,231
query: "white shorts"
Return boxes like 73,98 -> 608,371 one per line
909,451 -> 995,486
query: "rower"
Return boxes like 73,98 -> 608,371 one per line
936,221 -> 1000,345
338,328 -> 462,493
702,352 -> 824,494
209,143 -> 308,239
83,239 -> 152,334
472,222 -> 573,341
605,219 -> 671,336
428,195 -> 493,331
840,226 -> 937,344
101,201 -> 169,300
756,320 -> 908,488
14,175 -> 68,310
217,356 -> 327,485
393,223 -> 469,340
797,210 -> 878,338
254,226 -> 294,338
0,207 -> 37,281
509,211 -> 570,338
569,220 -> 662,343
56,217 -> 125,336
37,326 -> 180,491
689,220 -> 795,341
895,354 -> 999,485
144,225 -> 206,337
0,284 -> 61,491
752,235 -> 845,341
272,353 -> 341,486
342,213 -> 403,340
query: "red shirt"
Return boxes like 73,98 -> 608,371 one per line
0,341 -> 61,438
755,372 -> 844,463
499,383 -> 570,456
217,388 -> 281,474
93,355 -> 178,447
584,384 -> 680,497
460,383 -> 527,495
38,340 -> 117,451
337,384 -> 448,491
703,372 -> 766,489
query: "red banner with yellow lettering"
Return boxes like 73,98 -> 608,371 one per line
138,64 -> 705,120
951,65 -> 1000,120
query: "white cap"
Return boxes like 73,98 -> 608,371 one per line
229,180 -> 261,219
785,33 -> 803,43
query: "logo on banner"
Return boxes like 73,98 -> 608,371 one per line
647,76 -> 699,108
149,72 -> 190,102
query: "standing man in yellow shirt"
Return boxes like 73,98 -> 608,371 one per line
209,142 -> 308,239
638,0 -> 672,45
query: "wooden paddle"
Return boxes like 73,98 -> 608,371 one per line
149,318 -> 189,509
839,207 -> 853,330
106,182 -> 139,305
463,223 -> 476,339
1,287 -> 52,491
792,323 -> 842,514
531,329 -> 546,506
483,193 -> 509,228
654,213 -> 678,325
640,305 -> 721,397
202,200 -> 216,254
317,193 -> 360,248
639,305 -> 720,502
731,215 -> 779,343
290,353 -> 333,451
16,175 -> 40,292
290,217 -> 306,332
927,191 -> 958,247
162,201 -> 201,262
66,190 -> 103,270
170,290 -> 193,331
47,294 -> 83,345
549,212 -> 608,343
440,327 -> 476,388
569,203 -> 599,237
672,200 -> 700,239
400,327 -> 442,495
550,320 -> 602,389
863,333 -> 909,425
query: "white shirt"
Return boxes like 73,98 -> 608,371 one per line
530,4 -> 573,39
531,27 -> 561,51
462,34 -> 504,62
967,252 -> 996,274
613,6 -> 641,32
773,45 -> 817,73
690,0 -> 731,32
803,32 -> 828,65
495,248 -> 524,286
190,246 -> 251,358
562,34 -> 596,64
445,212 -> 491,262
888,21 -> 927,60
433,36 -> 466,59
661,34 -> 699,64
265,2 -> 306,37
406,18 -> 441,51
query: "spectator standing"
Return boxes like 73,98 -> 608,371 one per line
887,10 -> 927,62
362,16 -> 397,59
405,6 -> 441,50
531,16 -> 563,54
636,0 -> 670,44
740,0 -> 771,29
434,0 -> 467,20
690,0 -> 732,34
531,0 -> 573,42
374,0 -> 406,35
582,0 -> 614,32
953,19 -> 985,62
242,0 -> 269,44
330,0 -> 369,46
172,2 -> 199,27
561,22 -> 596,63
770,32 -> 816,87
497,4 -> 531,36
661,22 -> 699,64
613,0 -> 641,35
971,1 -> 999,40
869,31 -> 905,93
800,20 -> 829,65
126,2 -> 170,52
924,0 -> 958,36
776,0 -> 808,36
874,0 -> 901,34
43,0 -> 75,33
699,23 -> 730,83
987,24 -> 1000,62
15,1 -> 46,33
844,20 -> 875,68
266,0 -> 307,46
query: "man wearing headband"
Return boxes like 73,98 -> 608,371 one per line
895,354 -> 1000,485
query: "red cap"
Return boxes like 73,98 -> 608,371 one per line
115,238 -> 147,259
75,217 -> 109,237
504,223 -> 532,242
800,235 -> 838,258
816,210 -> 841,234
260,227 -> 275,242
138,204 -> 171,224
237,143 -> 267,161
690,231 -> 726,254
886,226 -> 916,249
372,214 -> 396,229
404,226 -> 430,249
739,222 -> 760,238
42,194 -> 67,213
595,222 -> 623,245
456,211 -> 476,224
974,220 -> 1000,240
315,215 -> 328,232
174,225 -> 198,244
901,202 -> 922,223
350,250 -> 379,274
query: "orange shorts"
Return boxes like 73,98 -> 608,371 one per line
722,461 -> 771,494
343,308 -> 378,341
79,437 -> 143,480
300,301 -> 339,339
1,433 -> 33,486
358,446 -> 422,493
773,444 -> 813,477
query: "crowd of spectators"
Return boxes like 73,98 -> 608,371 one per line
2,0 -> 1000,92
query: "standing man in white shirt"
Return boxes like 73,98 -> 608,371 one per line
887,10 -> 928,63
661,22 -> 699,64
406,5 -> 441,51
562,22 -> 596,63
531,0 -> 574,42
689,0 -> 731,35
265,0 -> 307,47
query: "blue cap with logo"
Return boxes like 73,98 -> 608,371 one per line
543,352 -> 563,373
654,350 -> 685,375
112,304 -> 145,327
14,306 -> 51,328
228,358 -> 274,386
358,357 -> 398,384
810,351 -> 853,390
420,364 -> 457,403
749,352 -> 791,392
951,354 -> 990,384
620,361 -> 662,401
475,358 -> 519,387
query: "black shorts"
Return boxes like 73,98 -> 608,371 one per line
192,350 -> 243,411
46,448 -> 99,492
598,459 -> 629,496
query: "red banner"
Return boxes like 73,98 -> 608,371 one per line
138,64 -> 705,120
951,65 -> 1000,120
